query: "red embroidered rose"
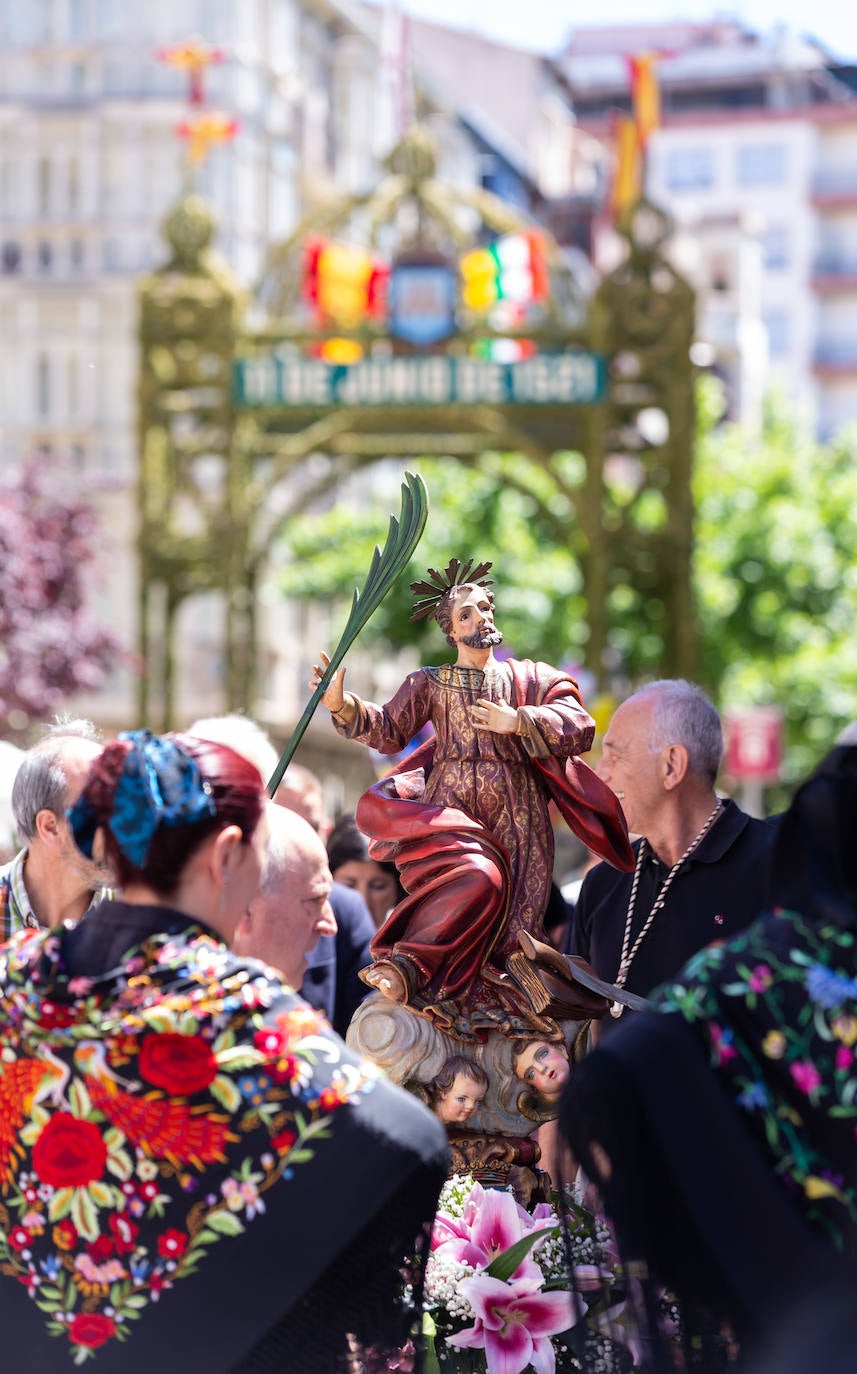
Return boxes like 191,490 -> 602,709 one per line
8,1226 -> 31,1251
157,1228 -> 189,1260
270,1128 -> 297,1153
319,1087 -> 344,1111
38,1000 -> 75,1030
68,1312 -> 117,1350
52,1219 -> 78,1251
253,1027 -> 285,1057
139,1033 -> 218,1096
86,1234 -> 114,1263
108,1212 -> 139,1254
32,1113 -> 107,1189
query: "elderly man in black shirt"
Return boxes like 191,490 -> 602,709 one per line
569,679 -> 778,1028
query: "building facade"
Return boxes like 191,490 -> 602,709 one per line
0,0 -> 578,777
558,19 -> 857,436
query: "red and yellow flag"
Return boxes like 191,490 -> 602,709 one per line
627,53 -> 661,148
610,114 -> 641,222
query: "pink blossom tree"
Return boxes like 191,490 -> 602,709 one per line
0,461 -> 123,737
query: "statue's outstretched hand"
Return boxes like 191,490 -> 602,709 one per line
310,651 -> 346,713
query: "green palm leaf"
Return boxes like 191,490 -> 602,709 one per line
267,471 -> 429,795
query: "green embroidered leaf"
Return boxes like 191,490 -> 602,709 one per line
210,1074 -> 243,1113
68,1080 -> 92,1119
190,1228 -> 219,1247
123,1294 -> 148,1310
140,1011 -> 179,1033
88,1182 -> 113,1208
48,1187 -> 75,1222
206,1209 -> 245,1236
105,1148 -> 134,1182
71,1188 -> 98,1242
212,1028 -> 236,1054
215,1047 -> 265,1070
103,1127 -> 126,1151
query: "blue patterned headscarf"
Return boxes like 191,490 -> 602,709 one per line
69,730 -> 218,869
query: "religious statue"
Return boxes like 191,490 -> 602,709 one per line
312,557 -> 634,1192
313,558 -> 632,1032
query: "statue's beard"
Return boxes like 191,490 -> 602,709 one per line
461,627 -> 503,649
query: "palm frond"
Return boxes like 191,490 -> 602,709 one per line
267,472 -> 429,794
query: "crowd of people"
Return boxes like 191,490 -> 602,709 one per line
0,651 -> 855,1369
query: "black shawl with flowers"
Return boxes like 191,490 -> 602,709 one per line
561,740 -> 857,1370
0,901 -> 448,1372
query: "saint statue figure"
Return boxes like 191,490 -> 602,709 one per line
313,559 -> 633,1037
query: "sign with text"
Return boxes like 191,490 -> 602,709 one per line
234,351 -> 605,409
725,707 -> 784,783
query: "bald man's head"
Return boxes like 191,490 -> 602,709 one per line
232,802 -> 336,987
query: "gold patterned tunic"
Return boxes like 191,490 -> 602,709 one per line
335,658 -> 600,1031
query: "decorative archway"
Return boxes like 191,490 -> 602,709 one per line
137,130 -> 695,728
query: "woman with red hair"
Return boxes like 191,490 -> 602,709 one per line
0,730 -> 446,1373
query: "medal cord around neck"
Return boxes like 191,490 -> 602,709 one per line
611,799 -> 724,1017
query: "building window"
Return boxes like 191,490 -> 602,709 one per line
38,156 -> 51,215
709,254 -> 731,293
69,0 -> 87,41
36,355 -> 50,417
764,311 -> 790,358
68,356 -> 80,417
762,224 -> 789,270
1,241 -> 21,273
102,237 -> 122,270
69,237 -> 84,271
37,240 -> 53,273
736,143 -> 787,187
68,155 -> 80,212
664,147 -> 714,191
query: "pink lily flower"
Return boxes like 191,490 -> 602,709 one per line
456,1187 -> 543,1281
430,1210 -> 471,1251
448,1272 -> 575,1374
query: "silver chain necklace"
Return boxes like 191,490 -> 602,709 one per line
611,799 -> 724,1017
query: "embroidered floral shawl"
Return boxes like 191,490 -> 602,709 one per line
0,902 -> 447,1371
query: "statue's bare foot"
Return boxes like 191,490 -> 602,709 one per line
360,960 -> 410,1003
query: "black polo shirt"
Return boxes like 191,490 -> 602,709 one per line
570,800 -> 780,1013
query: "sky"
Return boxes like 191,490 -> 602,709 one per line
391,0 -> 857,63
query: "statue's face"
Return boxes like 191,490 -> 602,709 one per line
437,1072 -> 486,1125
515,1041 -> 569,1097
450,587 -> 502,651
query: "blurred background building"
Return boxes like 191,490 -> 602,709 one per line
1,3 -> 855,786
558,19 -> 857,435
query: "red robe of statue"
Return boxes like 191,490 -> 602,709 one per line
335,658 -> 632,1035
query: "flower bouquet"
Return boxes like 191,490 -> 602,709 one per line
423,1175 -> 634,1374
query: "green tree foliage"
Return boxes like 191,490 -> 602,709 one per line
277,385 -> 857,784
278,455 -> 590,671
694,382 -> 857,782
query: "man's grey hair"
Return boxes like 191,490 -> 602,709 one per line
11,718 -> 102,840
630,680 -> 723,784
258,802 -> 294,897
188,714 -> 278,787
